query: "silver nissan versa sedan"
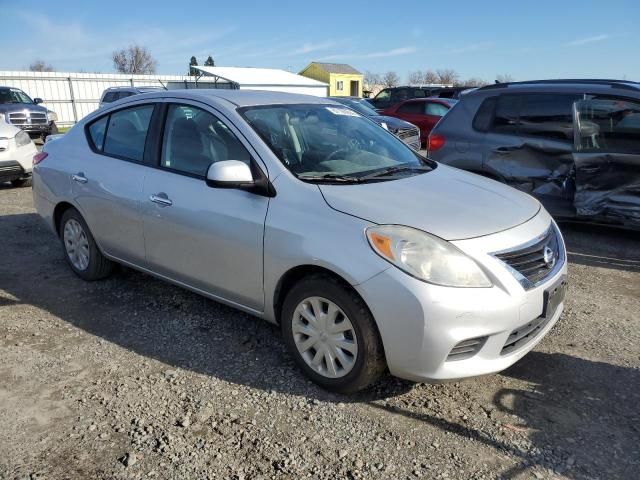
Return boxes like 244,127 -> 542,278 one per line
32,90 -> 568,392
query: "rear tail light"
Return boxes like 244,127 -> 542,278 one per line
33,152 -> 48,165
428,133 -> 446,153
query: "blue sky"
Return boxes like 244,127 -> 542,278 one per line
1,0 -> 639,82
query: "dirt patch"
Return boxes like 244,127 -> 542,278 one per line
1,185 -> 638,479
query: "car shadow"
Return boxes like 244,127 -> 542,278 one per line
369,352 -> 640,479
0,212 -> 413,402
558,221 -> 640,273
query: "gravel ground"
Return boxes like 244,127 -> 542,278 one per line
1,185 -> 638,480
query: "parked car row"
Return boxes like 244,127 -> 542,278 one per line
329,97 -> 421,150
367,85 -> 472,111
429,79 -> 640,230
33,89 -> 568,393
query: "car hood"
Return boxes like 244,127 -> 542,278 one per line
369,115 -> 416,131
318,164 -> 541,240
0,103 -> 48,114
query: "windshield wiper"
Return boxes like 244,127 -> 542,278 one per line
298,173 -> 364,183
356,164 -> 432,181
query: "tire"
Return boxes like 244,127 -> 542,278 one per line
281,275 -> 386,393
11,178 -> 32,188
59,208 -> 114,281
49,122 -> 59,135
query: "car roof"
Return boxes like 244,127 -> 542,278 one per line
130,89 -> 337,107
475,79 -> 640,95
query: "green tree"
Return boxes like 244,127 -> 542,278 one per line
189,56 -> 198,75
204,55 -> 215,67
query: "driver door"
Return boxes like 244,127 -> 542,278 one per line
141,101 -> 270,311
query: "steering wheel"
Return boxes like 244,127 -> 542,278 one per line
324,149 -> 352,162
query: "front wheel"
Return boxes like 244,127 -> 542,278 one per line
59,208 -> 114,281
281,275 -> 386,393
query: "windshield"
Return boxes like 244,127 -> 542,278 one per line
241,103 -> 434,182
0,88 -> 33,104
332,98 -> 379,117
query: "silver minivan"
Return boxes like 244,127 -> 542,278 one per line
33,90 -> 567,392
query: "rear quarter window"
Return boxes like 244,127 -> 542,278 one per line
87,116 -> 108,150
472,96 -> 497,132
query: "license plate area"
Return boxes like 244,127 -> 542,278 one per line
542,275 -> 568,318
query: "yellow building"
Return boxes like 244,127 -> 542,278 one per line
299,62 -> 363,97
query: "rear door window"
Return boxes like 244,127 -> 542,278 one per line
102,92 -> 117,103
425,102 -> 449,116
492,95 -> 520,134
397,102 -> 423,114
490,93 -> 580,141
103,105 -> 155,162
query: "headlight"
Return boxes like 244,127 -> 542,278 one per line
366,225 -> 492,287
0,112 -> 5,123
47,110 -> 58,122
15,130 -> 32,148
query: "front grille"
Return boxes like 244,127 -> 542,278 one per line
0,161 -> 24,181
493,226 -> 562,289
501,315 -> 551,355
9,111 -> 48,126
396,127 -> 419,140
446,336 -> 487,361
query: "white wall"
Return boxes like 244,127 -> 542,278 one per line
0,71 -> 226,126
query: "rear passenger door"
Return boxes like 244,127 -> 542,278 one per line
573,96 -> 640,226
73,103 -> 156,264
141,101 -> 269,311
481,93 -> 581,210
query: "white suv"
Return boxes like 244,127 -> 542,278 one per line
0,120 -> 37,187
99,86 -> 165,108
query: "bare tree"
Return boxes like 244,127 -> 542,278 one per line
29,60 -> 54,72
495,74 -> 515,83
407,70 -> 424,85
382,71 -> 400,88
436,69 -> 459,86
423,70 -> 439,84
460,77 -> 488,87
112,45 -> 157,74
364,71 -> 381,89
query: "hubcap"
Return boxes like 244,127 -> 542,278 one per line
292,297 -> 358,379
63,219 -> 90,271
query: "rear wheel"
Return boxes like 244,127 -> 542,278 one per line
281,275 -> 386,393
59,208 -> 114,281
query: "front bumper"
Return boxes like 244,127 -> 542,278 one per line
355,209 -> 568,382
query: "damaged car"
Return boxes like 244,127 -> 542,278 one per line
428,80 -> 640,229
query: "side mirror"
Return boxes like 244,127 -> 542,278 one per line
33,98 -> 43,104
206,160 -> 254,188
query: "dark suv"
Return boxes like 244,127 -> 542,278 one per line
368,86 -> 441,111
0,86 -> 58,140
429,79 -> 640,229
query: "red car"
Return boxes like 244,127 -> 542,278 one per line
381,98 -> 457,147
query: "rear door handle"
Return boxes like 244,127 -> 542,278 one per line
149,193 -> 173,207
71,173 -> 88,184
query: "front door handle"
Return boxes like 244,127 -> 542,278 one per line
71,172 -> 88,184
149,193 -> 173,207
